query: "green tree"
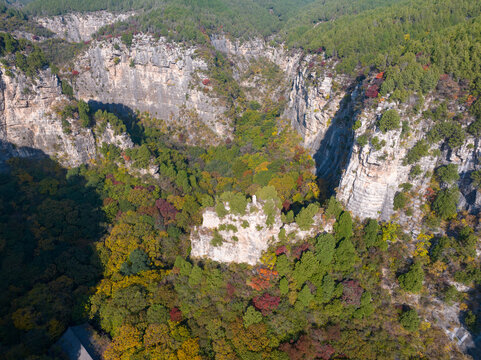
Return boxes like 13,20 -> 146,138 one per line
334,211 -> 352,242
363,219 -> 379,248
435,164 -> 459,185
297,284 -> 314,308
315,233 -> 336,266
399,309 -> 420,332
316,274 -> 335,304
334,238 -> 357,273
279,277 -> 289,295
378,109 -> 400,133
432,186 -> 459,219
295,203 -> 319,230
243,306 -> 262,328
120,249 -> 151,275
398,263 -> 424,293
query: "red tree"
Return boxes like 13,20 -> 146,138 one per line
253,293 -> 280,315
155,199 -> 178,223
366,84 -> 379,98
169,307 -> 182,322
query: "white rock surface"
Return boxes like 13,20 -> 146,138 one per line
191,200 -> 325,265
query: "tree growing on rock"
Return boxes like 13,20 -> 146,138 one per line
378,109 -> 400,133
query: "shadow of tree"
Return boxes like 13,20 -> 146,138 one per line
0,143 -> 105,359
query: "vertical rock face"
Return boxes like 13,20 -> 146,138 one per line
36,11 -> 135,42
74,35 -> 230,141
0,68 -> 95,166
336,96 -> 481,227
210,35 -> 301,77
0,68 -> 132,167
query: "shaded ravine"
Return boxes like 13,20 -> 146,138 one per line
314,79 -> 363,198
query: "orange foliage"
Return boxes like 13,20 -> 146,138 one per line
247,268 -> 278,290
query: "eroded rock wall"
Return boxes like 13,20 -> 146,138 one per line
0,67 -> 132,167
74,34 -> 230,142
36,11 -> 134,42
337,95 -> 481,228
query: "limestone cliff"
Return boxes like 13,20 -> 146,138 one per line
73,34 -> 230,143
336,94 -> 481,228
36,11 -> 134,42
284,60 -> 349,152
190,197 -> 327,265
0,67 -> 132,167
211,35 -> 301,77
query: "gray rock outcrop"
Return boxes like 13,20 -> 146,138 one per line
191,198 -> 326,265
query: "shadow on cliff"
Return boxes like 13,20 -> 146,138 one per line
88,100 -> 145,144
0,141 -> 105,360
313,76 -> 363,200
460,287 -> 481,360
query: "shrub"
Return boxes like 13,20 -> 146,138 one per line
471,170 -> 481,189
215,201 -> 228,218
427,121 -> 465,148
378,109 -> 400,133
61,80 -> 73,97
393,192 -> 408,210
211,230 -> 224,247
78,100 -> 90,127
220,192 -> 248,215
356,134 -> 368,147
409,164 -> 422,178
371,136 -> 385,151
405,140 -> 429,164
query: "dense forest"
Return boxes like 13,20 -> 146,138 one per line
1,0 -> 481,359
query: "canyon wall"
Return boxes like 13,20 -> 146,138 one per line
36,11 -> 134,42
0,67 -> 132,167
73,34 -> 230,143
